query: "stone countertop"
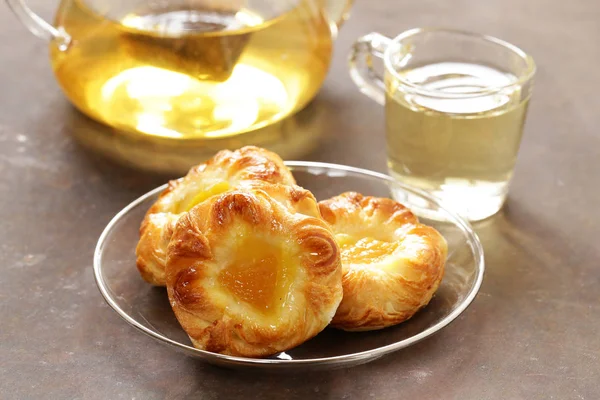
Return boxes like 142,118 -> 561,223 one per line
0,0 -> 598,398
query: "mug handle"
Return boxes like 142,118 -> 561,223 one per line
348,32 -> 392,105
5,0 -> 70,44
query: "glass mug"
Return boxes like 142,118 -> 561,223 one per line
349,28 -> 535,221
6,0 -> 351,162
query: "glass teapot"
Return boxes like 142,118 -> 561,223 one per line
6,0 -> 351,167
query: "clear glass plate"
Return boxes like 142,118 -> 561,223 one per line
94,161 -> 484,370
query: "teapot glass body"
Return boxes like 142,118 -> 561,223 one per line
6,0 -> 351,141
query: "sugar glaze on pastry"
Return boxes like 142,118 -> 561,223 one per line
135,146 -> 295,286
166,183 -> 343,357
318,192 -> 447,331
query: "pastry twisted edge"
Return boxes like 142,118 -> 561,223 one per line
319,192 -> 447,331
166,183 -> 343,357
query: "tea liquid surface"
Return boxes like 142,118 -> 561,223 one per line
386,62 -> 529,220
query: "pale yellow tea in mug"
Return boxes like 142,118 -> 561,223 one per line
349,29 -> 535,220
386,62 -> 530,220
50,0 -> 333,138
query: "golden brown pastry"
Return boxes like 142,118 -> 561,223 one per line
136,146 -> 296,286
318,192 -> 447,331
165,183 -> 343,357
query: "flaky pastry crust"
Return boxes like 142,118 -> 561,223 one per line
136,146 -> 296,286
166,184 -> 343,357
318,192 -> 447,331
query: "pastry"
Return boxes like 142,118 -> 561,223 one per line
165,183 -> 343,357
318,192 -> 447,331
136,146 -> 296,286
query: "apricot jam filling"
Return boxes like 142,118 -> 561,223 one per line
179,181 -> 231,212
218,236 -> 293,313
336,234 -> 398,265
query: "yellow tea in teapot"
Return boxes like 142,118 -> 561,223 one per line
50,0 -> 333,138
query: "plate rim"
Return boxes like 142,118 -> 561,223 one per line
93,161 -> 485,367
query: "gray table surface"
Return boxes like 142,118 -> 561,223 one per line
1,0 -> 599,398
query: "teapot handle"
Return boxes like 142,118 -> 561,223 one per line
324,0 -> 353,35
5,0 -> 70,44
